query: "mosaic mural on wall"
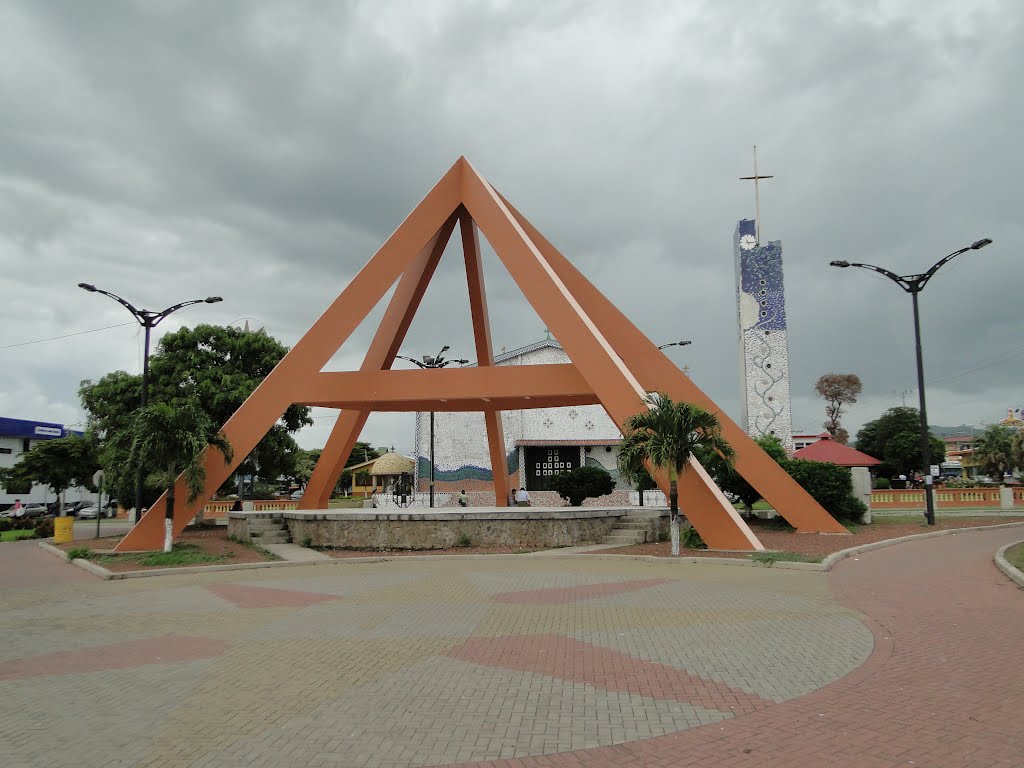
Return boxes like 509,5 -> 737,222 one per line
734,218 -> 794,452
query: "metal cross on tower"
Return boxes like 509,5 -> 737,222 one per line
739,145 -> 774,245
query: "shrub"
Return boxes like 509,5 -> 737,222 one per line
547,465 -> 614,506
67,546 -> 91,560
34,518 -> 55,539
873,477 -> 891,490
455,531 -> 473,548
301,536 -> 313,548
781,459 -> 868,522
681,526 -> 706,550
0,517 -> 13,532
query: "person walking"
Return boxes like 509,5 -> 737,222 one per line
11,498 -> 23,517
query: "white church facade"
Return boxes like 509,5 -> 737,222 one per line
413,339 -> 630,495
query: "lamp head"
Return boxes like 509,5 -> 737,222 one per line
78,282 -> 97,292
205,296 -> 223,303
440,345 -> 450,353
970,238 -> 992,250
829,260 -> 851,268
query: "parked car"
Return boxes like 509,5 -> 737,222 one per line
290,489 -> 304,500
20,504 -> 50,519
63,501 -> 90,516
77,504 -> 100,519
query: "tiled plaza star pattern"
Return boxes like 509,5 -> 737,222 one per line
1,525 -> 1022,767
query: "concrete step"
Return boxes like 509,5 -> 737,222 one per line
247,520 -> 286,529
602,532 -> 646,546
251,533 -> 290,544
616,520 -> 655,529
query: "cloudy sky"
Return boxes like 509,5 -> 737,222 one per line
1,0 -> 1020,456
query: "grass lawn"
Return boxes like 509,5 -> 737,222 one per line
1006,542 -> 1024,572
1,529 -> 36,542
88,542 -> 232,567
733,500 -> 774,512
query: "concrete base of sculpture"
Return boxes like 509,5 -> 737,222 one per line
228,507 -> 662,550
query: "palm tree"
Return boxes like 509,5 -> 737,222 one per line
972,424 -> 1014,483
619,393 -> 735,556
125,401 -> 232,552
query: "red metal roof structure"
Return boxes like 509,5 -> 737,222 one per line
791,432 -> 881,467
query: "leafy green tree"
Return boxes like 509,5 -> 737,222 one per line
80,324 -> 310,508
617,444 -> 658,505
548,465 -> 615,506
619,393 -> 735,556
855,407 -> 944,478
124,402 -> 232,551
972,424 -> 1016,481
3,436 -> 99,514
703,434 -> 787,515
781,459 -> 866,522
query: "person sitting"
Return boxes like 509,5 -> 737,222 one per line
458,489 -> 468,507
515,487 -> 530,507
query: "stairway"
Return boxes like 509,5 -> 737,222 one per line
601,510 -> 663,546
247,515 -> 291,545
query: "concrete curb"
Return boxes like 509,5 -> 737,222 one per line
994,539 -> 1024,588
37,540 -> 68,559
34,522 -> 1024,580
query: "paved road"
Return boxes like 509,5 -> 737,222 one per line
0,527 -> 1021,767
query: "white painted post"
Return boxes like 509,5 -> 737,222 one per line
851,467 -> 873,524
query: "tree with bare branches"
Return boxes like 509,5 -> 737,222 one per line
815,373 -> 862,445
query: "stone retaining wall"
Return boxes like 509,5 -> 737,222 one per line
229,508 -> 627,550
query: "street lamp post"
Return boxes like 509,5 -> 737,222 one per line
77,283 -> 223,520
830,238 -> 992,525
657,340 -> 692,350
395,346 -> 468,508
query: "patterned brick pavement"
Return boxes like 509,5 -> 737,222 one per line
1,527 -> 1021,767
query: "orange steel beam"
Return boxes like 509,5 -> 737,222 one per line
299,212 -> 459,509
294,365 -> 599,409
496,190 -> 847,537
459,160 -> 760,551
116,162 -> 465,551
116,156 -> 841,553
461,208 -> 510,505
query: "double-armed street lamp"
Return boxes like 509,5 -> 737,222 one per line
77,283 -> 223,518
395,346 -> 469,508
830,237 -> 992,525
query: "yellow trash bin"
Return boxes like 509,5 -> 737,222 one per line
53,516 -> 75,544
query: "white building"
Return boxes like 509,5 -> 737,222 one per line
413,339 -> 630,495
0,416 -> 91,509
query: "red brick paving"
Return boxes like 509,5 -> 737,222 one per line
492,578 -> 674,605
442,526 -> 1024,767
0,635 -> 228,680
206,583 -> 341,608
446,634 -> 772,715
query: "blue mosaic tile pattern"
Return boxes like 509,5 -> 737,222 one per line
734,218 -> 794,451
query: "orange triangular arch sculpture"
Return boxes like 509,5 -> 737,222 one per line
116,158 -> 847,552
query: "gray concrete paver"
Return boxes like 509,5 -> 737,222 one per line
0,535 -> 893,767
